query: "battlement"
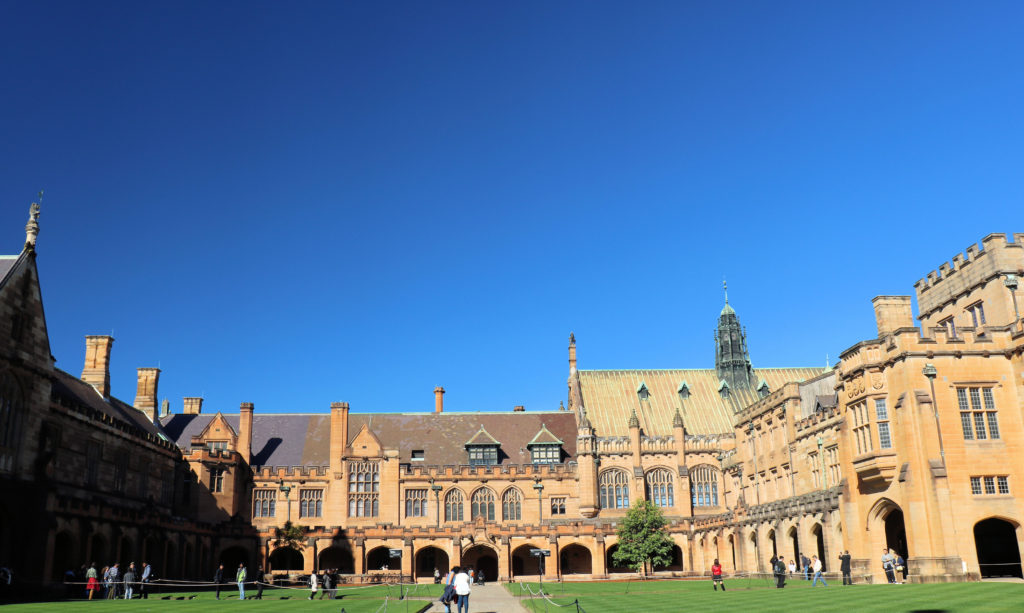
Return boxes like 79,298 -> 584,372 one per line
252,465 -> 331,479
913,233 -> 1024,318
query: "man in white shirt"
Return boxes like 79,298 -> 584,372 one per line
811,555 -> 828,587
452,566 -> 472,613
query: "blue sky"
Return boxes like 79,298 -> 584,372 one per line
1,2 -> 1020,416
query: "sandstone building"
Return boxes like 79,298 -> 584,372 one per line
2,202 -> 1022,587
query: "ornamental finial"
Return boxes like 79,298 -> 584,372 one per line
25,190 -> 42,248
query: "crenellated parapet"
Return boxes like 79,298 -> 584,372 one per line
398,462 -> 578,480
913,233 -> 1024,321
252,465 -> 331,480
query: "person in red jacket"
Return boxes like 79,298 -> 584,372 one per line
712,559 -> 726,591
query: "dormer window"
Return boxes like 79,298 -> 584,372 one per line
757,380 -> 770,398
719,380 -> 730,399
465,427 -> 501,466
527,423 -> 564,464
637,382 -> 650,401
677,381 -> 690,401
411,449 -> 425,461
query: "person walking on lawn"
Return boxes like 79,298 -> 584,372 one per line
811,555 -> 828,587
711,558 -> 726,591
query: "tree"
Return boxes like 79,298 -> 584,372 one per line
612,500 -> 674,575
274,521 -> 308,551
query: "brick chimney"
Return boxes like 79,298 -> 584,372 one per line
238,402 -> 254,464
434,387 -> 445,413
81,335 -> 114,398
513,405 -> 525,412
183,397 -> 203,415
134,368 -> 161,422
568,333 -> 576,373
330,401 -> 350,476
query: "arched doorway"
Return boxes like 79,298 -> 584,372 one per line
512,544 -> 541,577
90,533 -> 108,567
269,547 -> 304,572
653,545 -> 683,572
144,536 -> 162,569
811,524 -> 826,571
319,546 -> 355,574
559,544 -> 593,575
884,509 -> 908,560
414,547 -> 449,580
748,531 -> 760,572
728,535 -> 737,571
118,536 -> 134,566
974,518 -> 1023,579
52,531 -> 77,581
366,546 -> 392,571
605,544 -> 630,573
788,527 -> 799,562
767,530 -> 777,559
220,546 -> 249,572
461,545 -> 498,581
164,541 -> 177,580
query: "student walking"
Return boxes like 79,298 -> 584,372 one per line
773,556 -> 787,588
839,550 -> 852,585
253,567 -> 265,600
214,564 -> 225,599
453,566 -> 472,613
236,564 -> 247,600
319,570 -> 333,599
811,555 -> 827,587
122,563 -> 136,599
86,563 -> 99,600
440,568 -> 456,613
711,558 -> 726,591
106,563 -> 120,599
307,569 -> 317,600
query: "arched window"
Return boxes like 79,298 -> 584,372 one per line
645,468 -> 674,507
502,488 -> 522,521
690,465 -> 720,507
444,489 -> 464,522
599,469 -> 630,509
0,371 -> 26,473
471,488 -> 496,521
347,461 -> 380,517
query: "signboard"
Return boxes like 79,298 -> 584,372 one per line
389,548 -> 403,558
529,548 -> 551,557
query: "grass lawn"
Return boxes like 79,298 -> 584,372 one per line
508,577 -> 1024,612
0,583 -> 444,613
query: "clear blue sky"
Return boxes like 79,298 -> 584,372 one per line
1,2 -> 1020,416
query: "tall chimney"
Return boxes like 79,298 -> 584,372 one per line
872,296 -> 915,337
330,401 -> 350,477
183,397 -> 203,415
238,402 -> 254,464
434,387 -> 445,413
568,333 -> 576,373
82,335 -> 114,398
134,368 -> 161,422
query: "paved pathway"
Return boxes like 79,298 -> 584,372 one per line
415,583 -> 530,613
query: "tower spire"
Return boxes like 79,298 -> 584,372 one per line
715,283 -> 755,390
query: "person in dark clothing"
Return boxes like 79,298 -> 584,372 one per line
839,550 -> 852,585
319,570 -> 332,599
214,564 -> 225,600
254,567 -> 265,600
801,554 -> 811,580
774,556 -> 787,588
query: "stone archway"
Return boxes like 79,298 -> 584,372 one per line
461,545 -> 498,581
366,546 -> 392,571
319,546 -> 355,574
52,531 -> 77,581
414,546 -> 449,580
653,544 -> 683,572
974,518 -> 1022,579
787,526 -> 800,563
605,544 -> 630,573
89,533 -> 108,567
559,544 -> 593,575
884,509 -> 908,560
269,547 -> 304,572
512,544 -> 541,577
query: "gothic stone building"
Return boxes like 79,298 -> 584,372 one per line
4,201 -> 1023,587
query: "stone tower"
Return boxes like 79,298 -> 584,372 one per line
714,283 -> 755,389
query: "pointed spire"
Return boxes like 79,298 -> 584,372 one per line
672,407 -> 684,429
568,332 -> 577,372
25,191 -> 42,249
628,408 -> 640,429
715,283 -> 754,389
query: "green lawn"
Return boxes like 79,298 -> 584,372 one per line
508,577 -> 1024,613
0,583 -> 444,613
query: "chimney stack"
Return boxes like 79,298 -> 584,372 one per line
82,335 -> 114,398
183,397 -> 203,415
330,401 -> 350,477
134,368 -> 161,422
238,402 -> 254,464
872,296 -> 915,337
568,333 -> 577,372
513,405 -> 525,412
434,387 -> 445,413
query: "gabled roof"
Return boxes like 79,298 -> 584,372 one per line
527,423 -> 563,447
51,368 -> 167,440
465,426 -> 501,447
577,367 -> 827,436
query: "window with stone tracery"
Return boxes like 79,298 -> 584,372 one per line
471,487 -> 496,521
445,489 -> 464,522
502,488 -> 522,521
0,371 -> 25,474
599,469 -> 630,509
348,460 -> 379,517
645,468 -> 674,507
690,465 -> 720,507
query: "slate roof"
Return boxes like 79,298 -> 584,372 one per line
526,424 -> 563,446
465,427 -> 501,446
51,368 -> 168,439
0,255 -> 18,287
160,410 -> 578,468
578,367 -> 827,436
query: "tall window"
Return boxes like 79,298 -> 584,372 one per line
85,441 -> 102,487
471,488 -> 496,521
444,489 -> 464,522
113,452 -> 128,493
599,469 -> 630,509
939,316 -> 957,339
210,468 -> 225,493
502,488 -> 522,521
300,488 -> 323,518
550,497 -> 566,515
958,387 -> 1000,440
967,302 -> 986,328
253,489 -> 276,518
875,398 -> 892,449
809,453 -> 821,488
645,468 -> 675,508
691,465 -> 720,506
0,372 -> 25,473
826,445 -> 840,487
405,489 -> 427,518
348,461 -> 380,517
851,401 -> 873,455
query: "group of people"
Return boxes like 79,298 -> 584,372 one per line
881,548 -> 907,584
769,553 -> 830,588
306,568 -> 341,600
213,563 -> 272,600
77,561 -> 153,600
438,566 -> 474,613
